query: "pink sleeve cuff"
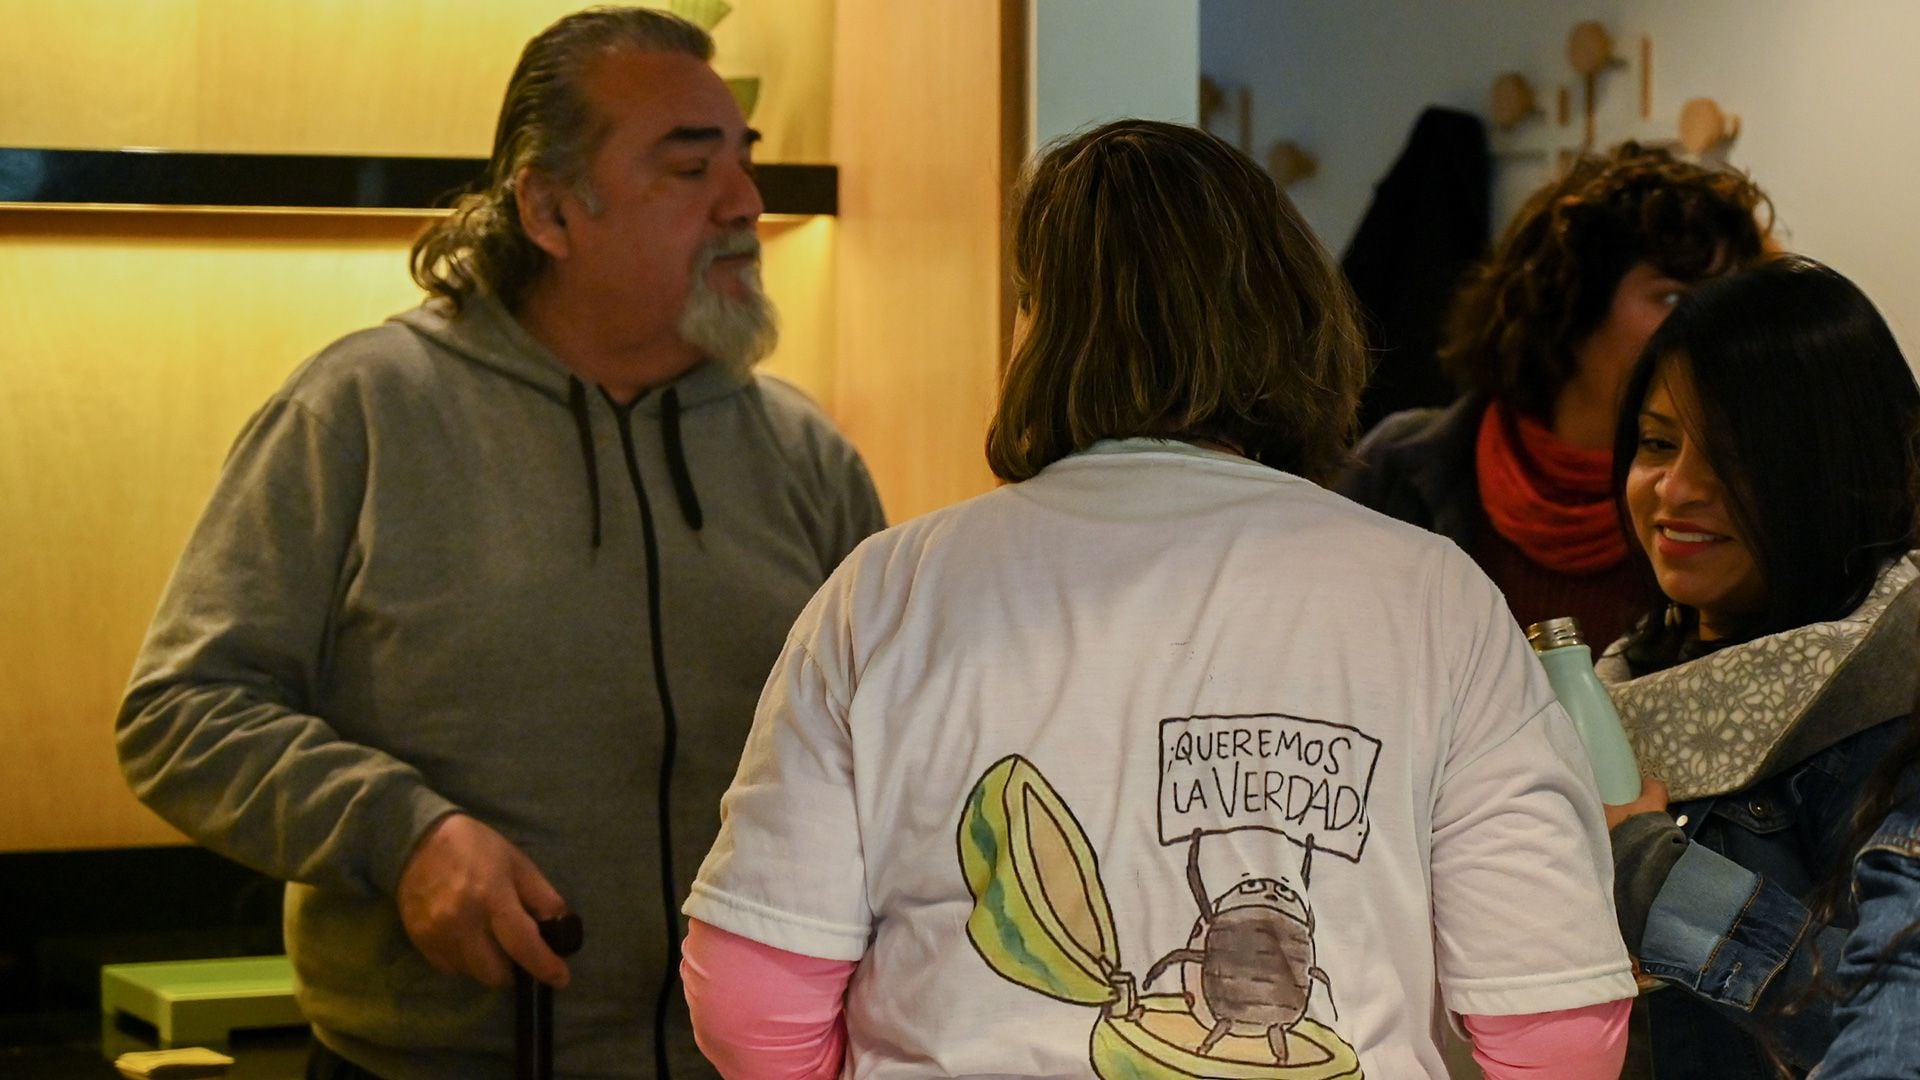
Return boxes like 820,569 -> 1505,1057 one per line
1462,998 -> 1632,1080
682,917 -> 1626,1080
681,917 -> 857,1080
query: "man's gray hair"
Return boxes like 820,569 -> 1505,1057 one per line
410,7 -> 713,310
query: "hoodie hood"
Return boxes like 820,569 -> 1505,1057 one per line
390,293 -> 749,538
390,292 -> 756,417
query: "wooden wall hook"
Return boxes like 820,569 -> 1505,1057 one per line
1266,139 -> 1318,187
1678,97 -> 1740,155
1567,21 -> 1621,75
1199,75 -> 1225,129
1489,72 -> 1541,130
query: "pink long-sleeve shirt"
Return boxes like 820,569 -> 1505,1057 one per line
682,919 -> 1630,1080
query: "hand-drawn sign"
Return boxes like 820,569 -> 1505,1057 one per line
1159,714 -> 1381,861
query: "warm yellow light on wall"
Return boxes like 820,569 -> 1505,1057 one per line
0,0 -> 839,852
758,214 -> 836,408
0,1 -> 830,161
0,203 -> 840,853
0,212 -> 429,851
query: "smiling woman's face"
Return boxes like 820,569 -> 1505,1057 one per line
1624,359 -> 1768,638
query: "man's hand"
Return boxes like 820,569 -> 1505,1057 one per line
1604,775 -> 1672,831
397,813 -> 572,989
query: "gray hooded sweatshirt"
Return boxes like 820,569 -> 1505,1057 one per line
117,293 -> 885,1079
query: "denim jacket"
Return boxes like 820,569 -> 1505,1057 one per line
1619,720 -> 1909,1078
1602,555 -> 1920,1078
1811,801 -> 1920,1079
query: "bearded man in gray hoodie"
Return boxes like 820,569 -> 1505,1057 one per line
116,9 -> 884,1079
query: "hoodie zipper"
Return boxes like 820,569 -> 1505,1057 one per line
607,391 -> 683,1080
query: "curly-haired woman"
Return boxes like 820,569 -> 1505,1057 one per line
1337,144 -> 1772,647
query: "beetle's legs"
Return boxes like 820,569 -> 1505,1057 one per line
1197,1017 -> 1233,1055
1309,965 -> 1338,1020
1185,828 -> 1210,917
1268,1023 -> 1292,1064
1142,947 -> 1206,989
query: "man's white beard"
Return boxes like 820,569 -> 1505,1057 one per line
679,233 -> 779,373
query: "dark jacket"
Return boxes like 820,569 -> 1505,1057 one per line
1333,395 -> 1485,548
1340,106 -> 1490,431
1340,396 -> 1647,646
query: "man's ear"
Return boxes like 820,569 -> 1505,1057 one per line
515,166 -> 571,260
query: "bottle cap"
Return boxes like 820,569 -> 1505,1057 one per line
1525,616 -> 1586,652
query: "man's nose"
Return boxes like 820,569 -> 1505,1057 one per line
716,159 -> 764,226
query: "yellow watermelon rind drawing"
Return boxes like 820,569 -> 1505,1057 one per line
1091,995 -> 1363,1080
959,754 -> 1119,1004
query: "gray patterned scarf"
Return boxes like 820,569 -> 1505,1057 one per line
1595,553 -> 1920,802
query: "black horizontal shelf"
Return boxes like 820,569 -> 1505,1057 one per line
0,148 -> 836,216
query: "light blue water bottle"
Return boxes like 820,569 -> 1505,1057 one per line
1526,616 -> 1643,803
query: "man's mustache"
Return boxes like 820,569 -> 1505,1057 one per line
697,231 -> 761,268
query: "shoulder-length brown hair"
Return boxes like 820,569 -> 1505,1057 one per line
1440,141 -> 1773,420
986,119 -> 1368,483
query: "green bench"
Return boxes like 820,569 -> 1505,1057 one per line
100,955 -> 303,1048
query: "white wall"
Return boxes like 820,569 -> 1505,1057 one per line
1202,0 -> 1920,347
1032,0 -> 1201,149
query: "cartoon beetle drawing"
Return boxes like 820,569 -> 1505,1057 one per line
1141,828 -> 1337,1065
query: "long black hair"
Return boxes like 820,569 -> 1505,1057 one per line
1611,256 -> 1920,668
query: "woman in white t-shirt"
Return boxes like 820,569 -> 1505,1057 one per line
680,118 -> 1636,1079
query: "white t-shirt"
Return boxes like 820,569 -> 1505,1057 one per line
688,440 -> 1634,1079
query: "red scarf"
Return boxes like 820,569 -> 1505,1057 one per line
1474,400 -> 1628,573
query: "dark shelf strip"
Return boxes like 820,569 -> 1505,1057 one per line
0,148 -> 836,216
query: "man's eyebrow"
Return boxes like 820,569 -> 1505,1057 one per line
659,126 -> 724,147
656,126 -> 762,148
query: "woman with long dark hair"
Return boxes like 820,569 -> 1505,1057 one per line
1601,256 -> 1920,1078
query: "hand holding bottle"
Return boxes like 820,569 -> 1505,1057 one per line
1603,775 -> 1670,831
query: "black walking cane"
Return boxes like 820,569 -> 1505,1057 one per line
515,913 -> 585,1080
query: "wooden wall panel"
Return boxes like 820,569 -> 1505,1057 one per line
708,0 -> 834,162
0,1 -> 830,160
0,0 -> 201,152
757,216 -> 836,402
0,0 -> 837,852
0,213 -> 428,851
0,210 -> 832,854
831,1 -> 1008,523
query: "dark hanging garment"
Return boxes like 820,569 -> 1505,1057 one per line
1341,107 -> 1492,432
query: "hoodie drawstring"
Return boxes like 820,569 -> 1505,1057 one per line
568,378 -> 603,549
660,387 -> 704,532
571,378 -> 703,550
